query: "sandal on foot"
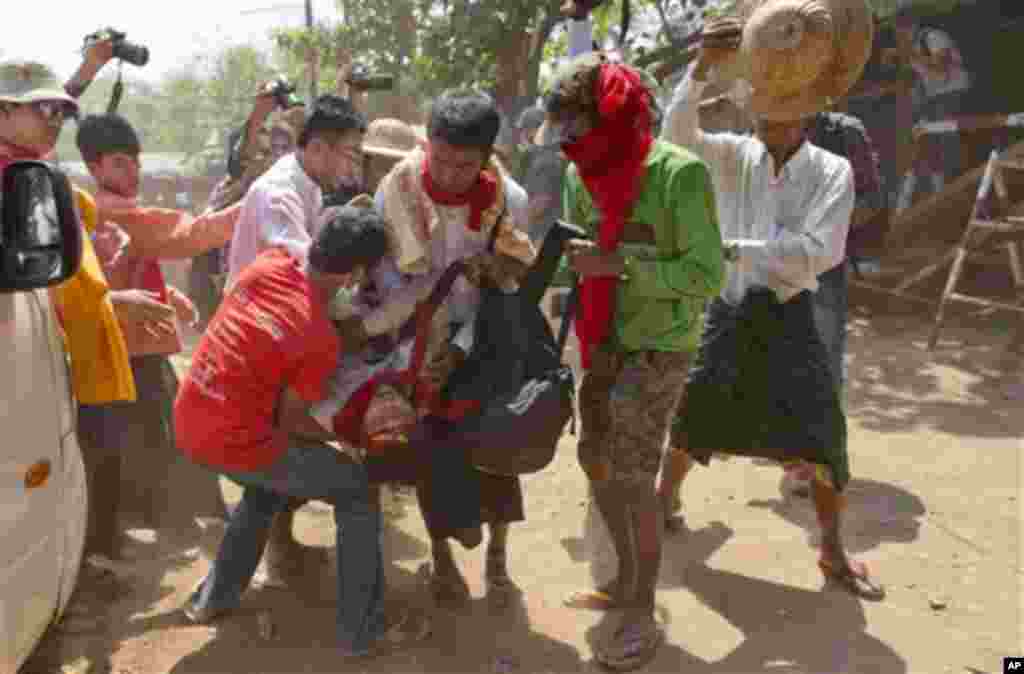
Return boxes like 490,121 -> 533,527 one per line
595,619 -> 665,671
819,558 -> 886,601
563,587 -> 619,611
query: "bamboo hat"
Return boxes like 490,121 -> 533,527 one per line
711,0 -> 874,121
362,117 -> 423,160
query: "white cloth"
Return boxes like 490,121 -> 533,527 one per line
368,175 -> 529,353
662,65 -> 854,306
225,153 -> 323,290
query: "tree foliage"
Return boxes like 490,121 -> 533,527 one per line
55,45 -> 276,168
272,0 -> 572,108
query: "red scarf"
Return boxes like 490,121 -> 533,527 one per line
421,149 -> 499,231
562,62 -> 654,369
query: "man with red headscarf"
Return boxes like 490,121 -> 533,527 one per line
549,52 -> 724,669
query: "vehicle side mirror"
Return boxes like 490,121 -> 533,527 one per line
0,161 -> 82,292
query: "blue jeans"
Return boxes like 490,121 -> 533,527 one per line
813,262 -> 849,395
188,443 -> 384,653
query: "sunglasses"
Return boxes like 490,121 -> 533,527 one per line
28,100 -> 75,124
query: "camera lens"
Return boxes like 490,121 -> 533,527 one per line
114,41 -> 149,67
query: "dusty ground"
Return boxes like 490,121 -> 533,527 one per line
22,296 -> 1023,674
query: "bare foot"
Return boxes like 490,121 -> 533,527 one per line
256,540 -> 330,589
430,565 -> 471,608
485,550 -> 521,611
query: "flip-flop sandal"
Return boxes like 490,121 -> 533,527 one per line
563,588 -> 619,611
819,558 -> 886,601
596,620 -> 665,671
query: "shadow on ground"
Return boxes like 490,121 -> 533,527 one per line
581,522 -> 907,674
845,302 -> 1024,438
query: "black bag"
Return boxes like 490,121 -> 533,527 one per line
438,221 -> 579,476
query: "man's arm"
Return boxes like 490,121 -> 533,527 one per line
661,19 -> 744,167
63,37 -> 114,99
335,60 -> 368,115
551,164 -> 592,288
276,386 -> 338,443
662,64 -> 737,168
102,201 -> 241,260
746,161 -> 855,285
237,88 -> 279,174
621,162 -> 724,300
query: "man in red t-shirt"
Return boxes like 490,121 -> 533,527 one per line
175,206 -> 425,656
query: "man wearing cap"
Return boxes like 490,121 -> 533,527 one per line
0,48 -> 193,560
659,19 -> 885,600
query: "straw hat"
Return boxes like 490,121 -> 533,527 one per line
363,117 -> 423,160
710,0 -> 874,121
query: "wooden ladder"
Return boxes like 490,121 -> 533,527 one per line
928,148 -> 1024,350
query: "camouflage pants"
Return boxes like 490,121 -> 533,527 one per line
578,349 -> 691,489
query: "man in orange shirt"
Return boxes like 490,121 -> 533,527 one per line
76,113 -> 244,533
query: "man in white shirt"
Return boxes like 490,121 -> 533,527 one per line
659,20 -> 884,600
222,94 -> 368,584
225,95 -> 366,290
331,89 -> 536,610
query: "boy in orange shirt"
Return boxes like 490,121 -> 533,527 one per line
76,113 -> 243,533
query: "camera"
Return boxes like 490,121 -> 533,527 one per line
85,28 -> 149,67
345,64 -> 395,92
267,77 -> 303,109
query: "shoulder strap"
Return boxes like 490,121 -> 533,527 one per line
397,262 -> 466,382
556,283 -> 579,358
487,201 -> 509,253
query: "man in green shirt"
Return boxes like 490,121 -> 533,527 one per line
548,51 -> 723,671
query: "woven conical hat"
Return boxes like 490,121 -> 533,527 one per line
363,118 -> 423,159
709,0 -> 874,121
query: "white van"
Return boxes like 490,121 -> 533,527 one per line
0,161 -> 88,672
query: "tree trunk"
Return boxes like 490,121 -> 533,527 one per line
396,0 -> 417,69
525,14 -> 559,101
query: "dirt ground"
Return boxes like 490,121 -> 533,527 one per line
22,295 -> 1023,674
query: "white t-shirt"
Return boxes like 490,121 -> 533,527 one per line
225,153 -> 323,291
